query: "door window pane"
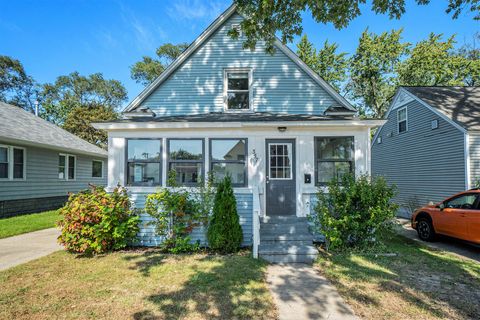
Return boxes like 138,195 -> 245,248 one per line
269,143 -> 292,179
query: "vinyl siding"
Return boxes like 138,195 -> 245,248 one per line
139,13 -> 336,116
469,131 -> 480,187
372,100 -> 466,211
130,191 -> 253,247
0,141 -> 107,201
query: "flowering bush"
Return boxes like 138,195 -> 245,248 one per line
311,174 -> 397,251
57,185 -> 139,254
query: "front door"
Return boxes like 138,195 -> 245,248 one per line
266,139 -> 296,215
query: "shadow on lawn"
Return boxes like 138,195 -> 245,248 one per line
322,234 -> 480,319
124,251 -> 274,320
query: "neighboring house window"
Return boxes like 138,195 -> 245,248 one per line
168,139 -> 204,186
0,146 -> 9,179
92,160 -> 103,178
0,145 -> 26,180
59,154 -> 76,180
315,137 -> 354,186
224,69 -> 252,111
377,136 -> 382,144
210,138 -> 247,187
431,119 -> 439,130
126,139 -> 161,186
397,107 -> 407,133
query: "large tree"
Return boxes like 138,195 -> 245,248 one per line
0,55 -> 40,113
348,29 -> 409,118
233,0 -> 479,53
296,35 -> 348,91
131,42 -> 189,86
63,103 -> 118,149
40,72 -> 127,125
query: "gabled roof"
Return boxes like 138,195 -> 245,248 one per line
123,4 -> 356,114
0,102 -> 107,157
403,86 -> 480,131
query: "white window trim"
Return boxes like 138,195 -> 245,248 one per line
92,159 -> 104,178
223,68 -> 253,113
0,145 -> 26,181
59,153 -> 76,181
397,107 -> 408,134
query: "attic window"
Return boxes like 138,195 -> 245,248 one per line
397,107 -> 407,133
431,119 -> 439,130
377,137 -> 382,144
224,69 -> 252,111
231,24 -> 242,37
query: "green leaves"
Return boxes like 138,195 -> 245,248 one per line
311,174 -> 398,251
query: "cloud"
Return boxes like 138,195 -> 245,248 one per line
167,0 -> 225,21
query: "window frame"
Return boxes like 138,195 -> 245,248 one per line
223,68 -> 253,112
268,142 -> 293,181
314,136 -> 355,187
58,153 -> 76,181
92,159 -> 104,178
209,138 -> 248,188
397,107 -> 408,134
0,145 -> 26,181
167,138 -> 205,187
125,138 -> 162,187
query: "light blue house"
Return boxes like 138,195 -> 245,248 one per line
94,4 -> 383,262
0,102 -> 107,218
372,86 -> 480,217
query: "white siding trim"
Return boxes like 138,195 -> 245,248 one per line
465,132 -> 471,189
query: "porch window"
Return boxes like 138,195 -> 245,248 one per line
315,137 -> 354,186
210,138 -> 247,187
167,139 -> 204,186
398,107 -> 407,133
224,70 -> 251,110
59,154 -> 76,180
0,146 -> 9,179
126,139 -> 161,186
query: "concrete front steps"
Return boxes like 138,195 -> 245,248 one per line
259,216 -> 318,263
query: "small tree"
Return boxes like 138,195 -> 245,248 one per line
207,175 -> 243,253
311,174 -> 397,251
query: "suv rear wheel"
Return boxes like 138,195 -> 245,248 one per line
416,217 -> 436,241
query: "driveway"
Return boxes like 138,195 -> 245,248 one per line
0,228 -> 62,271
396,219 -> 480,263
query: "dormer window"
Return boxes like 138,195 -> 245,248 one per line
224,69 -> 252,111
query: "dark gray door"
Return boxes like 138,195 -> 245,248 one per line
266,139 -> 296,215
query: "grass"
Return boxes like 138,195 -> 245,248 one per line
0,250 -> 277,320
0,210 -> 59,239
316,234 -> 480,320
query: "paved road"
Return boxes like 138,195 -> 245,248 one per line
397,218 -> 480,263
267,264 -> 357,320
0,228 -> 62,271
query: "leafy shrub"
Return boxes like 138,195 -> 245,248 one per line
311,174 -> 397,251
57,185 -> 139,254
207,175 -> 243,253
144,170 -> 207,253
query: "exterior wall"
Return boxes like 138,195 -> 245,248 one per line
139,13 -> 336,116
131,191 -> 253,247
372,100 -> 466,216
0,141 -> 107,215
469,131 -> 480,187
107,124 -> 371,221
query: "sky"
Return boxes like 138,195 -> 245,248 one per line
1,0 -> 478,105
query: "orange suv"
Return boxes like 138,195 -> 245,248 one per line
411,189 -> 480,244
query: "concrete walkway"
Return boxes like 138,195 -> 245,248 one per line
266,264 -> 357,320
0,228 -> 62,271
396,219 -> 480,263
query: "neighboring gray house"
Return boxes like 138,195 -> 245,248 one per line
0,102 -> 107,217
372,86 -> 480,217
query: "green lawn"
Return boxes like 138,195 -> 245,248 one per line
316,234 -> 480,319
0,250 -> 277,320
0,210 -> 59,239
